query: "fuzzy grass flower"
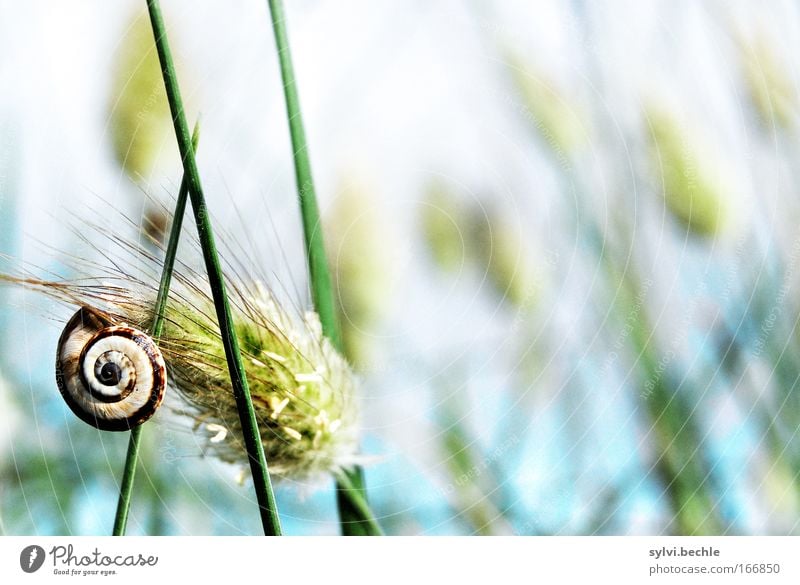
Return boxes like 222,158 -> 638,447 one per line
646,108 -> 731,237
161,281 -> 361,480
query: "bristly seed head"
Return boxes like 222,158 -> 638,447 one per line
6,228 -> 363,484
157,281 -> 361,481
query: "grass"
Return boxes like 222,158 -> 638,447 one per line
144,0 -> 281,535
265,0 -> 382,535
502,46 -> 729,534
112,123 -> 200,536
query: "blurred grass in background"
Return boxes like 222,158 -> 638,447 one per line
1,0 -> 800,535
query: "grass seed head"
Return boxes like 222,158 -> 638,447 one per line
646,108 -> 731,237
741,37 -> 796,130
109,11 -> 175,183
420,179 -> 470,274
470,207 -> 541,310
505,51 -> 585,156
326,176 -> 394,366
156,282 -> 361,481
4,230 -> 362,484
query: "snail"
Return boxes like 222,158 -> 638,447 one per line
55,306 -> 166,431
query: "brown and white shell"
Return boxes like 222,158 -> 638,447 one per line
55,306 -> 166,431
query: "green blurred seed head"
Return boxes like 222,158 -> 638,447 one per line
506,51 -> 584,156
647,109 -> 730,237
109,12 -> 174,183
420,180 -> 469,274
741,37 -> 796,130
421,181 -> 542,309
326,176 -> 393,366
471,207 -> 541,311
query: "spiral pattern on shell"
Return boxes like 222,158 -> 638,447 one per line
55,306 -> 166,431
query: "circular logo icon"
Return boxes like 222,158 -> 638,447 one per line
20,545 -> 46,573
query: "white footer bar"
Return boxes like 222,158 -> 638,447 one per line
1,536 -> 798,584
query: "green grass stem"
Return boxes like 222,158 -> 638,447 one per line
146,0 -> 281,535
335,470 -> 384,535
112,426 -> 143,535
111,119 -> 201,538
265,0 -> 382,535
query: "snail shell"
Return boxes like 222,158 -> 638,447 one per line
55,306 -> 166,431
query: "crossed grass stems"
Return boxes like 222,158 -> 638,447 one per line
112,0 -> 381,536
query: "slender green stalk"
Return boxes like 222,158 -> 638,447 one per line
265,0 -> 382,535
112,426 -> 143,535
150,122 -> 200,339
335,471 -> 384,535
112,123 -> 200,536
265,0 -> 340,348
146,0 -> 282,535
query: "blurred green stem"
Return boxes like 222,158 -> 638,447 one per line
605,252 -> 722,535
